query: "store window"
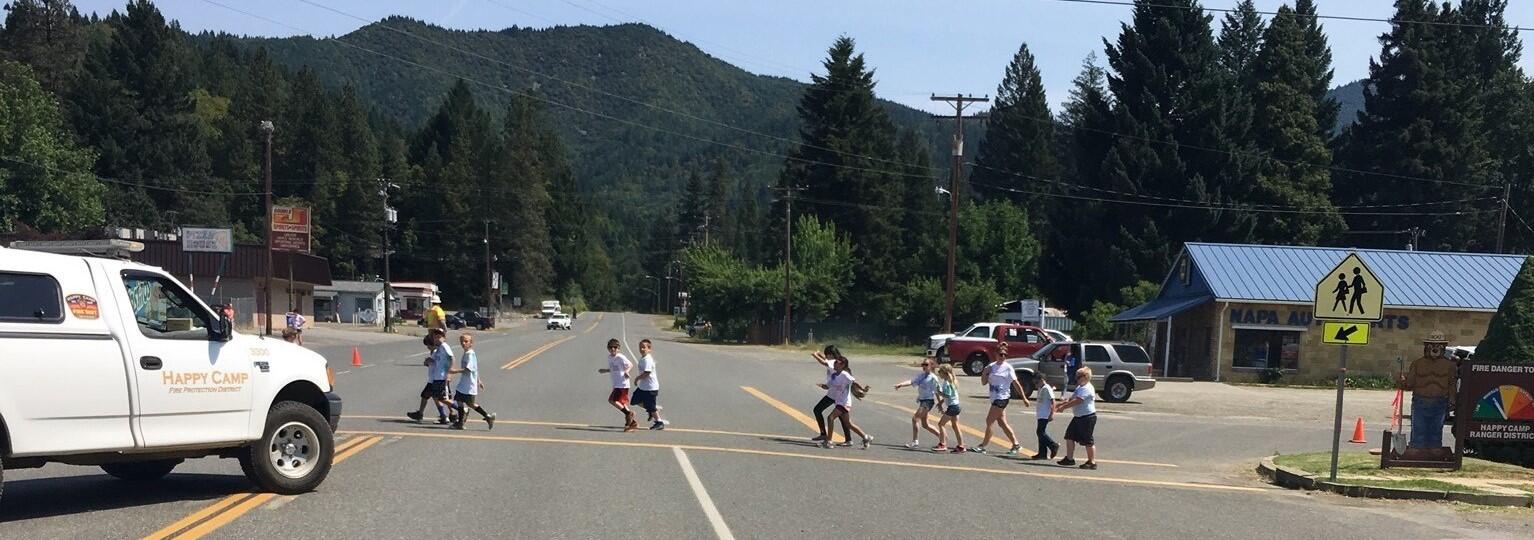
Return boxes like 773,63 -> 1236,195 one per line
1232,329 -> 1300,370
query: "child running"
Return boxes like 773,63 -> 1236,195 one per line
809,346 -> 852,444
1032,376 -> 1060,460
633,339 -> 668,430
893,358 -> 942,449
820,355 -> 873,450
974,342 -> 1029,455
1055,366 -> 1099,469
597,338 -> 638,432
406,329 -> 457,425
447,333 -> 496,430
933,365 -> 966,453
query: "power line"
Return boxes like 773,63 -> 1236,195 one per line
1049,0 -> 1534,32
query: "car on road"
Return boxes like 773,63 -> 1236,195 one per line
1005,341 -> 1157,402
0,246 -> 342,502
547,312 -> 573,330
416,312 -> 465,330
456,310 -> 495,330
942,323 -> 1058,376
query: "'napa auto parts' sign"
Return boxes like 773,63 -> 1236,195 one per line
271,206 -> 311,253
1459,362 -> 1534,442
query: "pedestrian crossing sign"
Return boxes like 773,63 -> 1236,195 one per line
1313,253 -> 1384,322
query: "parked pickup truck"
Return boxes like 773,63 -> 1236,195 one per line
1005,341 -> 1158,403
928,323 -> 1072,362
941,323 -> 1057,376
0,247 -> 342,503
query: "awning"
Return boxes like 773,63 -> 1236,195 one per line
1111,295 -> 1211,322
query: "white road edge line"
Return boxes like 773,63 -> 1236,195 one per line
672,446 -> 736,540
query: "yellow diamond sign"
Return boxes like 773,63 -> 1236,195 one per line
1313,253 -> 1384,322
1322,322 -> 1369,345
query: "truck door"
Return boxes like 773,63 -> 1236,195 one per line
1001,326 -> 1047,357
113,270 -> 253,447
1038,345 -> 1072,390
0,261 -> 135,455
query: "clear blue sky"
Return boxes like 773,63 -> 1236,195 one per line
74,0 -> 1534,114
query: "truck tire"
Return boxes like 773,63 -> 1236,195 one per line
1104,376 -> 1133,403
963,354 -> 987,377
1,453 -> 6,505
935,346 -> 948,364
240,401 -> 334,495
1014,372 -> 1036,400
101,459 -> 180,482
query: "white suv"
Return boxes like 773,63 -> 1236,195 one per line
546,313 -> 572,330
0,247 -> 342,502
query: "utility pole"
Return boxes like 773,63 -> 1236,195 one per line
260,120 -> 275,337
381,179 -> 397,333
1497,181 -> 1511,253
484,220 -> 493,317
772,186 -> 805,344
930,94 -> 988,333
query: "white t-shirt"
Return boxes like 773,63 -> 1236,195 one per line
608,353 -> 632,389
828,371 -> 856,407
636,354 -> 660,391
456,350 -> 479,395
986,362 -> 1015,401
430,344 -> 454,382
1036,383 -> 1056,420
1071,383 -> 1098,416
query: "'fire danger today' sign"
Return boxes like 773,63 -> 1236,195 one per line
1459,362 -> 1534,442
271,206 -> 311,253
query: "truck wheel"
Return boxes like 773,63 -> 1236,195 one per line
1105,376 -> 1133,403
101,459 -> 181,482
1,453 -> 6,504
240,401 -> 334,495
1015,372 -> 1036,400
935,346 -> 948,364
963,354 -> 987,376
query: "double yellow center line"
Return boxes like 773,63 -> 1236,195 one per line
501,335 -> 575,370
141,435 -> 382,540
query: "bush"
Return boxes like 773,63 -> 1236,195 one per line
1258,367 -> 1284,384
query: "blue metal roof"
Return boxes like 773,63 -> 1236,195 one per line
1111,295 -> 1213,322
1184,243 -> 1527,310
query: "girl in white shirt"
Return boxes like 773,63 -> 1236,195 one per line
810,346 -> 853,444
1054,367 -> 1099,469
819,356 -> 872,450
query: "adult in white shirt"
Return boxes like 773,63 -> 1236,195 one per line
1054,366 -> 1099,469
597,338 -> 637,431
632,339 -> 669,430
819,356 -> 873,450
975,342 -> 1030,455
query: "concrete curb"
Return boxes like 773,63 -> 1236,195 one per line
1257,457 -> 1533,507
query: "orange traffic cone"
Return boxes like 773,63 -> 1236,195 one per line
1349,417 -> 1367,444
351,347 -> 363,367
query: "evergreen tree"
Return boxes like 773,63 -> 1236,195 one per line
498,95 -> 556,303
0,60 -> 102,232
1218,0 -> 1266,93
971,40 -> 1058,207
0,0 -> 86,95
1247,4 -> 1343,244
1047,54 -> 1124,312
1480,256 -> 1534,363
1295,0 -> 1339,141
330,84 -> 381,279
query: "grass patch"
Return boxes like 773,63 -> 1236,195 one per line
773,340 -> 925,357
1274,452 -> 1534,481
1328,479 -> 1492,494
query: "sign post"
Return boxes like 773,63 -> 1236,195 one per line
1312,252 -> 1385,481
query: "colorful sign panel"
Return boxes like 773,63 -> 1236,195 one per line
1459,362 -> 1534,443
271,206 -> 311,253
181,227 -> 233,253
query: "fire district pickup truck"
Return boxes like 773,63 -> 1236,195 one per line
0,247 -> 342,503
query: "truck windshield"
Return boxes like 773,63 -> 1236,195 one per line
123,273 -> 214,340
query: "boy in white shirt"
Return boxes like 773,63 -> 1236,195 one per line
448,333 -> 496,430
1032,377 -> 1060,460
597,338 -> 638,432
633,339 -> 668,430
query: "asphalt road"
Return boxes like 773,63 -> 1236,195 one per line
3,313 -> 1529,539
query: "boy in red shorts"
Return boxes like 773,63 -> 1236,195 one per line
597,338 -> 637,431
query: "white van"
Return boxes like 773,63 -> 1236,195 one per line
0,247 -> 342,502
540,300 -> 560,318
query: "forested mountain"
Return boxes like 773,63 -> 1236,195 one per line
1327,80 -> 1365,134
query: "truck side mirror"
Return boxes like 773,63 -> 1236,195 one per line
215,309 -> 234,342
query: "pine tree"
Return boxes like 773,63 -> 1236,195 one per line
0,60 -> 102,233
329,84 -> 382,279
971,41 -> 1058,207
498,95 -> 555,303
1247,4 -> 1344,245
1295,0 -> 1339,140
1218,0 -> 1266,93
0,0 -> 86,95
1047,54 -> 1122,312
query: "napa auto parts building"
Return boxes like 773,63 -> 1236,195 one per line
1111,243 -> 1525,382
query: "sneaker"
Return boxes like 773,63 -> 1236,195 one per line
436,417 -> 450,425
406,411 -> 423,423
1049,444 -> 1060,459
485,413 -> 496,431
1080,462 -> 1098,470
819,441 -> 832,449
624,420 -> 638,432
933,444 -> 949,452
836,441 -> 854,448
1030,452 -> 1050,460
451,422 -> 465,430
969,446 -> 987,454
862,437 -> 873,450
1007,445 -> 1022,456
905,441 -> 921,449
650,421 -> 664,430
811,435 -> 827,442
951,445 -> 967,454
1057,457 -> 1077,466
658,419 -> 670,427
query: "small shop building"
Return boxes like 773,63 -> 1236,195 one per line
314,280 -> 386,324
1112,243 -> 1525,382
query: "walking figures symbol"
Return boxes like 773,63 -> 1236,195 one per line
1312,253 -> 1384,323
1330,267 -> 1370,315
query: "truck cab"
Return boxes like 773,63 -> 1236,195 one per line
942,323 -> 1055,376
0,247 -> 341,503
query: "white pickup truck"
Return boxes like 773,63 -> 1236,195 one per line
0,247 -> 342,503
